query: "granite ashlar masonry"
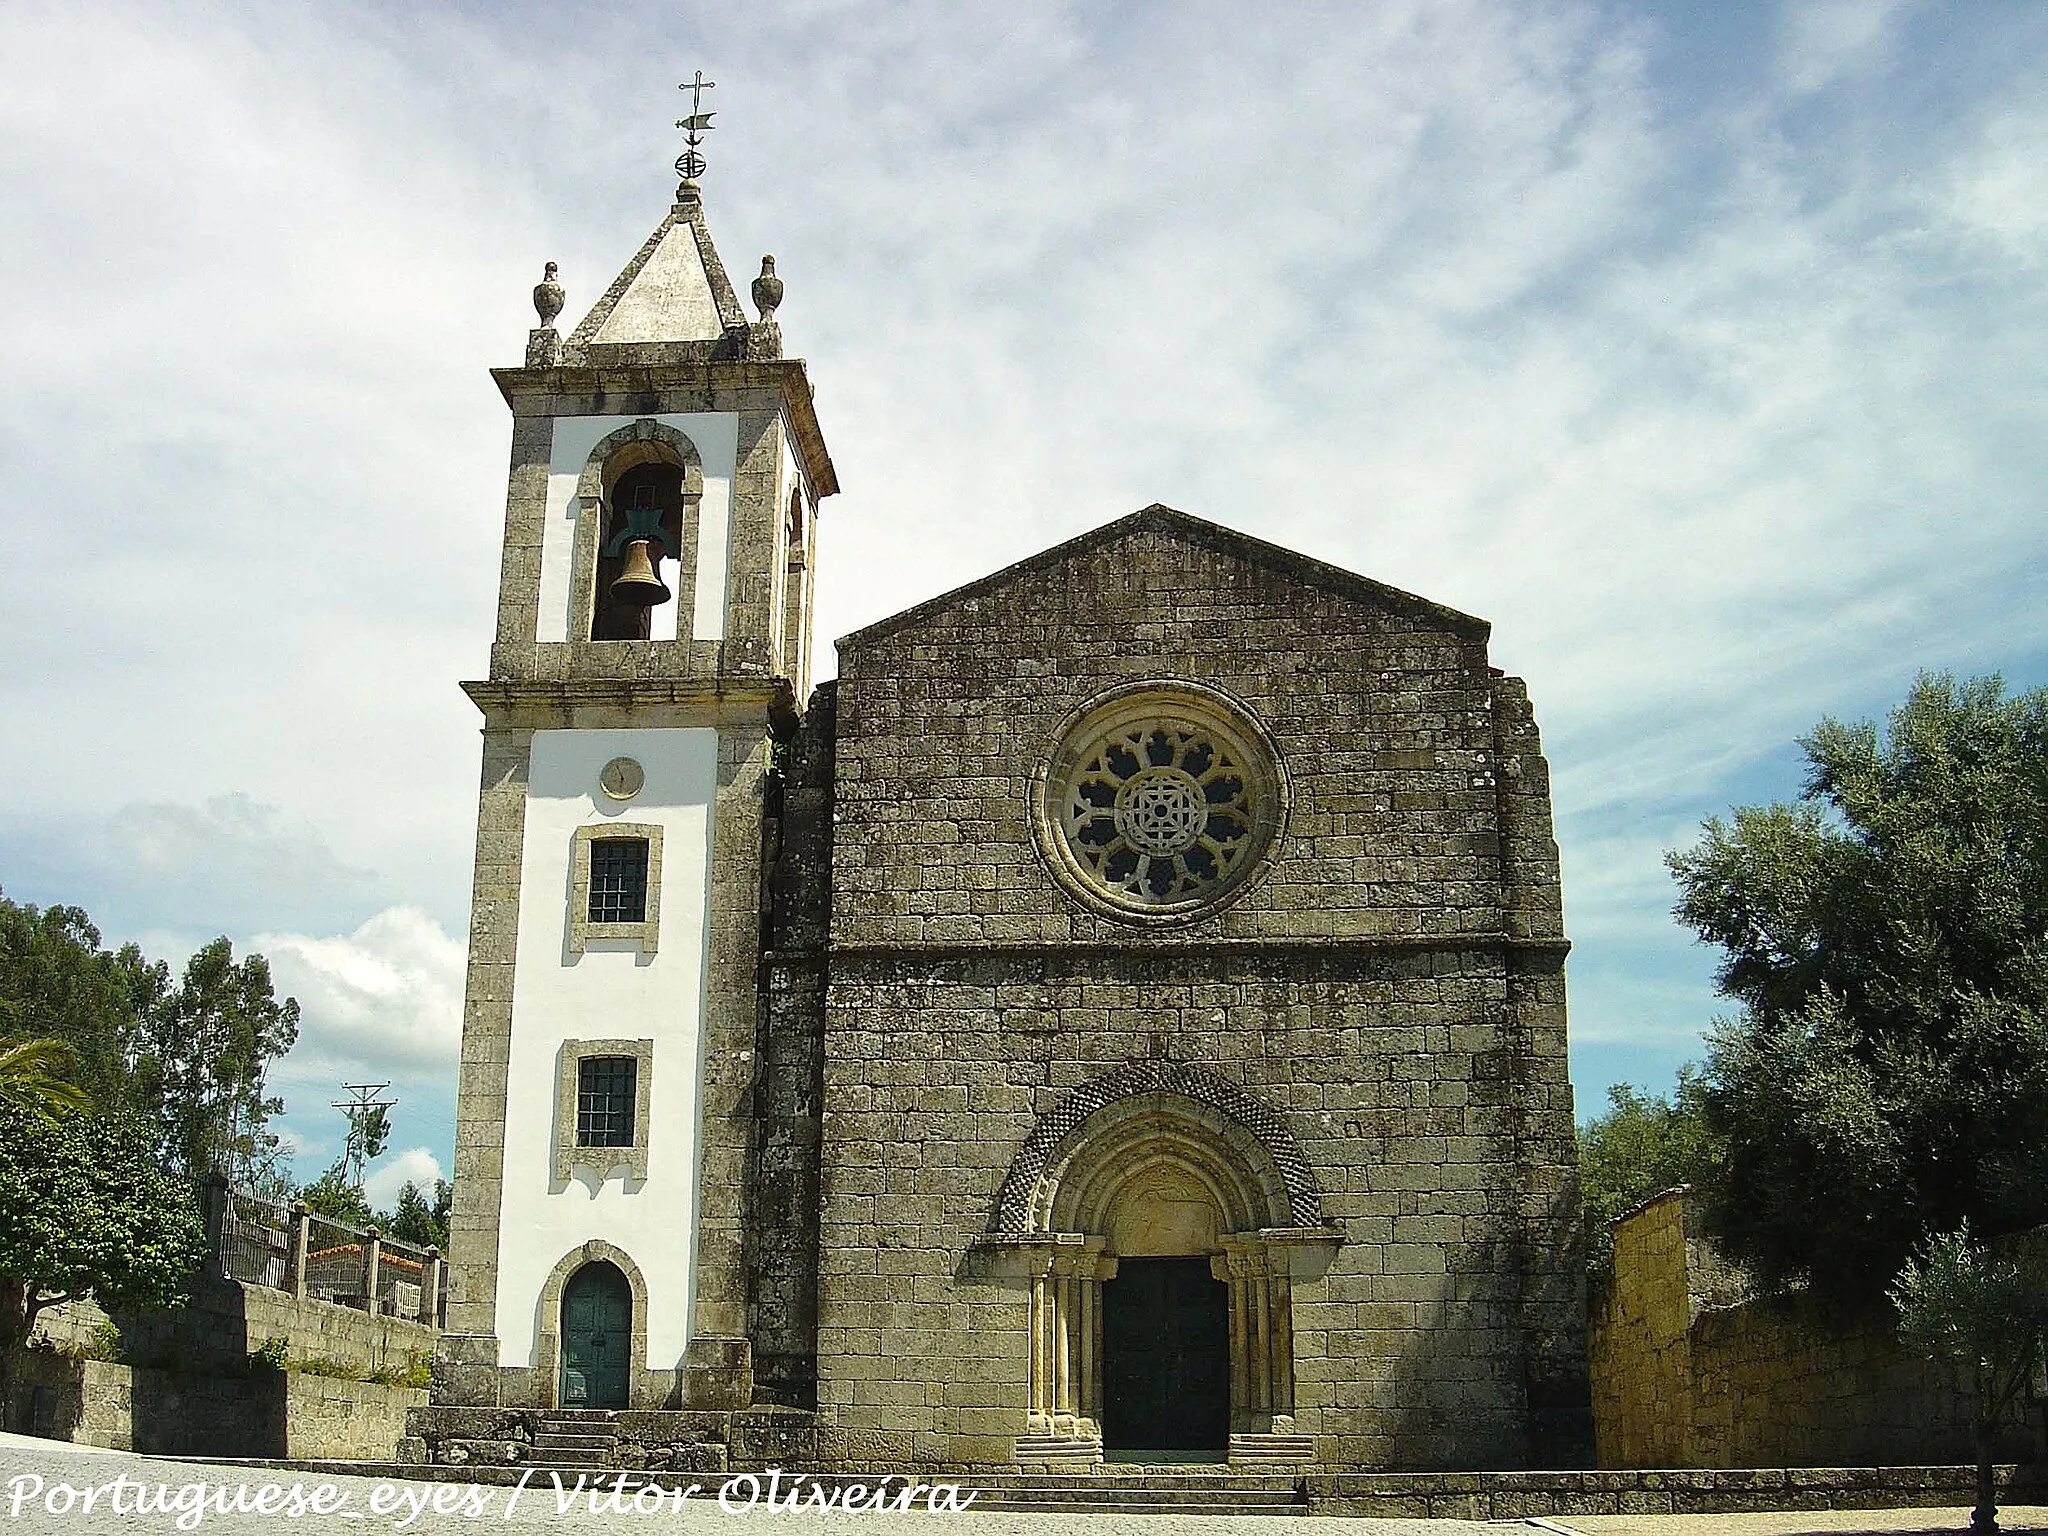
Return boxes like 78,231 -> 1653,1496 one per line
809,509 -> 1586,1472
419,163 -> 1587,1476
1590,1189 -> 2044,1469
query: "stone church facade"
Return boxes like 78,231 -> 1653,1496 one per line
418,169 -> 1588,1474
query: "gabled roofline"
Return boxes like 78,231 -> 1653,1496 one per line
838,504 -> 1489,649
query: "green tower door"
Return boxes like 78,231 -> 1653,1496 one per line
559,1262 -> 632,1409
1101,1256 -> 1230,1457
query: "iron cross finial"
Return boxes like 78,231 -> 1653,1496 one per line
675,72 -> 717,190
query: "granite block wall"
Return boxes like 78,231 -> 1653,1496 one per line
808,510 -> 1586,1471
1591,1191 -> 2044,1469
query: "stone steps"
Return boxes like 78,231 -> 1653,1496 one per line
527,1413 -> 617,1470
969,1471 -> 1308,1515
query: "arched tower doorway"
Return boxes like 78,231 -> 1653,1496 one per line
982,1062 -> 1339,1463
559,1260 -> 633,1409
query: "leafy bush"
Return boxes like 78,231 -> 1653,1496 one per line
368,1349 -> 432,1389
293,1354 -> 364,1381
0,1101 -> 206,1352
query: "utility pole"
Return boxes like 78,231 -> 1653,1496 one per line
332,1082 -> 396,1189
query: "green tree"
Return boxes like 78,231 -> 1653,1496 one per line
298,1160 -> 375,1226
1669,674 -> 2048,1299
130,938 -> 300,1184
0,894 -> 301,1183
1890,1226 -> 2048,1535
0,1037 -> 91,1118
0,893 -> 165,1113
386,1179 -> 451,1252
343,1101 -> 392,1183
0,1100 -> 206,1356
1576,1069 -> 1723,1272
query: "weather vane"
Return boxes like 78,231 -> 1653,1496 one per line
675,71 -> 716,191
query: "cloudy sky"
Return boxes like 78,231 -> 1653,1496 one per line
3,0 -> 2045,1193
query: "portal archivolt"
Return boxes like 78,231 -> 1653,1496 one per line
982,1063 -> 1338,1456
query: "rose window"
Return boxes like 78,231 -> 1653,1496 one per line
1040,688 -> 1282,919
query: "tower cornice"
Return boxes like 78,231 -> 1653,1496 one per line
460,675 -> 798,736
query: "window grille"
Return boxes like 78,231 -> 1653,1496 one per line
577,1056 -> 637,1148
588,838 -> 649,924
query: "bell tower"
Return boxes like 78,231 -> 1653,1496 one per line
433,100 -> 836,1414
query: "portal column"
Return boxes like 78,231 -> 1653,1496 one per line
1217,1236 -> 1290,1434
1017,1234 -> 1109,1449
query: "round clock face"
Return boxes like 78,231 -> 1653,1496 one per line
598,756 -> 645,801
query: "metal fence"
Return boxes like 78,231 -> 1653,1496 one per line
219,1187 -> 293,1290
200,1178 -> 444,1327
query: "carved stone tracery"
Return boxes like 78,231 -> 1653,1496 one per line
1035,683 -> 1285,923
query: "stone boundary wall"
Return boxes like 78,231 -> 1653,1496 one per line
1591,1190 -> 2042,1467
1305,1465 -> 2048,1520
2,1352 -> 423,1459
32,1279 -> 435,1378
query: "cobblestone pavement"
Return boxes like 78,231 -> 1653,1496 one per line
3,1440 -> 2043,1536
1554,1511 -> 2048,1535
0,1437 -> 1499,1535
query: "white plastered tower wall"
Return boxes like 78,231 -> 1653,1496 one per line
432,175 -> 837,1413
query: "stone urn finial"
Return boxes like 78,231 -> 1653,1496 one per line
533,261 -> 565,328
751,256 -> 783,323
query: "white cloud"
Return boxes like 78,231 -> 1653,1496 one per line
253,906 -> 464,1177
1943,109 -> 2048,265
363,1146 -> 446,1213
256,906 -> 464,1076
3,0 -> 2045,1133
1775,0 -> 1912,94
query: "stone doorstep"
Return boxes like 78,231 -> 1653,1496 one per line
1230,1432 -> 1317,1467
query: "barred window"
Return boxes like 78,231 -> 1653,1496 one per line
588,838 -> 649,925
577,1056 -> 637,1148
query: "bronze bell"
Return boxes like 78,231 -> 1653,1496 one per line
610,539 -> 672,607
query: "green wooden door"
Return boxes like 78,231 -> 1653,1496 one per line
560,1262 -> 632,1409
1101,1256 -> 1230,1456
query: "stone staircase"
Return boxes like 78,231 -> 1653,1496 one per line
525,1410 -> 619,1470
967,1470 -> 1307,1515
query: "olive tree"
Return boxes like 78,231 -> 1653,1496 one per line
1669,674 -> 2048,1299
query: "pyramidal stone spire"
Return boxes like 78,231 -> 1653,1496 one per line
518,84 -> 787,366
564,187 -> 750,352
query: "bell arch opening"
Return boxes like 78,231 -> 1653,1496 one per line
569,420 -> 705,645
592,461 -> 685,640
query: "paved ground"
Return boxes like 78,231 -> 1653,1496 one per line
1558,1515 -> 2048,1535
1,1437 -> 2043,1535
